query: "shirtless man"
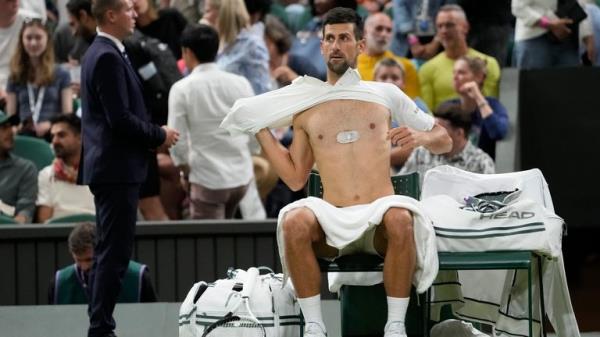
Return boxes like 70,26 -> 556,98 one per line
227,7 -> 451,337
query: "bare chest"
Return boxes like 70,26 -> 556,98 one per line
299,100 -> 391,146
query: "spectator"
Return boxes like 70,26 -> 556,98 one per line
48,222 -> 157,304
264,14 -> 321,87
0,109 -> 37,224
6,18 -> 72,139
244,0 -> 272,36
398,102 -> 495,184
443,55 -> 508,160
0,0 -> 41,110
373,57 -> 430,169
418,4 -> 500,111
453,0 -> 514,66
201,0 -> 271,95
134,0 -> 188,59
390,0 -> 448,60
357,12 -> 420,98
512,0 -> 595,69
36,114 -> 94,223
168,24 -> 255,219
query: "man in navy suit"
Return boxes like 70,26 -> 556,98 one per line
77,0 -> 179,336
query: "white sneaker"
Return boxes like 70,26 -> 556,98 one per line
384,321 -> 407,337
304,321 -> 327,337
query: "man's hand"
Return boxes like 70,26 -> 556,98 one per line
388,126 -> 423,151
584,35 -> 597,63
35,121 -> 51,138
548,18 -> 573,41
459,81 -> 484,102
177,164 -> 190,193
161,126 -> 179,148
272,66 -> 299,85
14,214 -> 27,224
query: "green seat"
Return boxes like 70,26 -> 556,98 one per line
13,135 -> 54,171
46,213 -> 96,224
431,251 -> 546,337
0,213 -> 18,225
308,171 -> 425,337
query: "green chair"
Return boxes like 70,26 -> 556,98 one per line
0,213 -> 18,225
308,171 -> 425,337
431,251 -> 546,337
46,213 -> 96,225
13,135 -> 54,171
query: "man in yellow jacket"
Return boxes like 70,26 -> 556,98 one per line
357,12 -> 420,99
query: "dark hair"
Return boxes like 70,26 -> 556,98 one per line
66,0 -> 92,18
180,24 -> 219,63
92,0 -> 124,24
435,102 -> 472,136
265,15 -> 292,55
373,57 -> 405,78
68,222 -> 96,254
244,0 -> 272,20
50,114 -> 82,134
309,0 -> 357,16
322,7 -> 363,40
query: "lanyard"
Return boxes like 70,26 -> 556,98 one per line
27,83 -> 46,124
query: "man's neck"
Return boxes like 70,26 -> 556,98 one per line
0,151 -> 7,160
62,153 -> 80,168
98,26 -> 123,42
327,72 -> 341,85
444,41 -> 469,60
365,48 -> 385,57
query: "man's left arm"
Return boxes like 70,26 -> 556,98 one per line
387,84 -> 452,155
389,122 -> 451,154
15,162 -> 38,224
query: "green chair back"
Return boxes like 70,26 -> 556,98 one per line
13,135 -> 54,171
47,213 -> 96,225
308,171 -> 420,199
0,213 -> 18,225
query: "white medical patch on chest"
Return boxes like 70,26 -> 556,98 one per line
336,130 -> 360,144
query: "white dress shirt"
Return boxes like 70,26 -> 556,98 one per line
168,63 -> 254,189
221,68 -> 434,135
96,29 -> 126,52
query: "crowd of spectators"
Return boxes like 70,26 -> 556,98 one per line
0,0 -> 599,225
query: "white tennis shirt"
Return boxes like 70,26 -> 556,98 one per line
220,68 -> 434,135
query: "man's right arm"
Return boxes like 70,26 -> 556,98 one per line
255,122 -> 314,191
94,52 -> 168,148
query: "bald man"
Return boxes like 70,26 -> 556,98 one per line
356,12 -> 420,99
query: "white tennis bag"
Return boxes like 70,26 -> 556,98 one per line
179,267 -> 303,337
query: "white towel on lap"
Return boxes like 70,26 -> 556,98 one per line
276,195 -> 439,294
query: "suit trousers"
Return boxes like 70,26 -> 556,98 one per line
87,183 -> 140,337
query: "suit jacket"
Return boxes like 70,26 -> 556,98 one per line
78,36 -> 165,185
